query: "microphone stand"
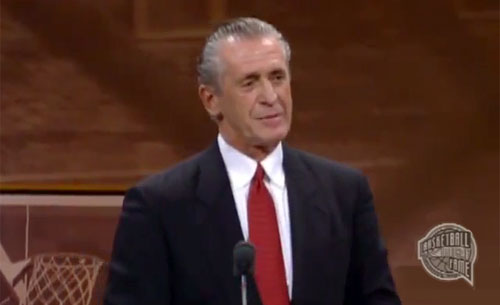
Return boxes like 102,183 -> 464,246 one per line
241,274 -> 248,305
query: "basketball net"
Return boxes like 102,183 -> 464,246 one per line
20,253 -> 104,305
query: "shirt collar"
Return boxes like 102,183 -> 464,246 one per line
217,134 -> 285,188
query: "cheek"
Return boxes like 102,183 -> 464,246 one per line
278,88 -> 292,110
223,93 -> 256,123
236,93 -> 258,117
278,83 -> 292,97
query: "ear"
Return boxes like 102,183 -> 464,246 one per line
199,84 -> 222,119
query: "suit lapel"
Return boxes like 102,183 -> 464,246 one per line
195,141 -> 245,304
283,145 -> 328,302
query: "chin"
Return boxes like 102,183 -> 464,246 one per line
258,130 -> 289,147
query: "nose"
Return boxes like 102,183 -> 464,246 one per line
258,79 -> 278,104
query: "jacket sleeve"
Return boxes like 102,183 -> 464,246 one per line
344,175 -> 402,305
104,186 -> 171,305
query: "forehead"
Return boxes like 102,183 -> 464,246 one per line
218,36 -> 287,75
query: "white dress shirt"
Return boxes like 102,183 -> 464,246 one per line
217,134 -> 293,298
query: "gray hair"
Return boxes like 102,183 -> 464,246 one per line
197,17 -> 291,92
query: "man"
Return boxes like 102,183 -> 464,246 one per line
104,17 -> 401,305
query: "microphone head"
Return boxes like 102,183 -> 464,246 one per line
233,241 -> 255,277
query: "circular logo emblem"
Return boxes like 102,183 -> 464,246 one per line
417,223 -> 477,286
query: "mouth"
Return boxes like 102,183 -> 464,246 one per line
258,113 -> 282,120
256,113 -> 284,128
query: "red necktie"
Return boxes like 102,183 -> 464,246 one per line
248,164 -> 289,305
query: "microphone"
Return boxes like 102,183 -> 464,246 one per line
233,241 -> 255,277
233,241 -> 255,305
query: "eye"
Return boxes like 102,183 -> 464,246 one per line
242,80 -> 254,88
271,73 -> 285,83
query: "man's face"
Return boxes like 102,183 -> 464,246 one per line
209,36 -> 292,150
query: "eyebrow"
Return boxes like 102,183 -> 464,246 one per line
269,68 -> 286,76
239,68 -> 286,83
239,73 -> 260,83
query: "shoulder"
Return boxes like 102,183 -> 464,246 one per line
284,145 -> 372,205
285,146 -> 375,220
130,148 -> 207,200
286,146 -> 365,182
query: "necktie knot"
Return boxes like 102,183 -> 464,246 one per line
253,163 -> 265,183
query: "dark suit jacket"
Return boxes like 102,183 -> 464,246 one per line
104,141 -> 401,305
